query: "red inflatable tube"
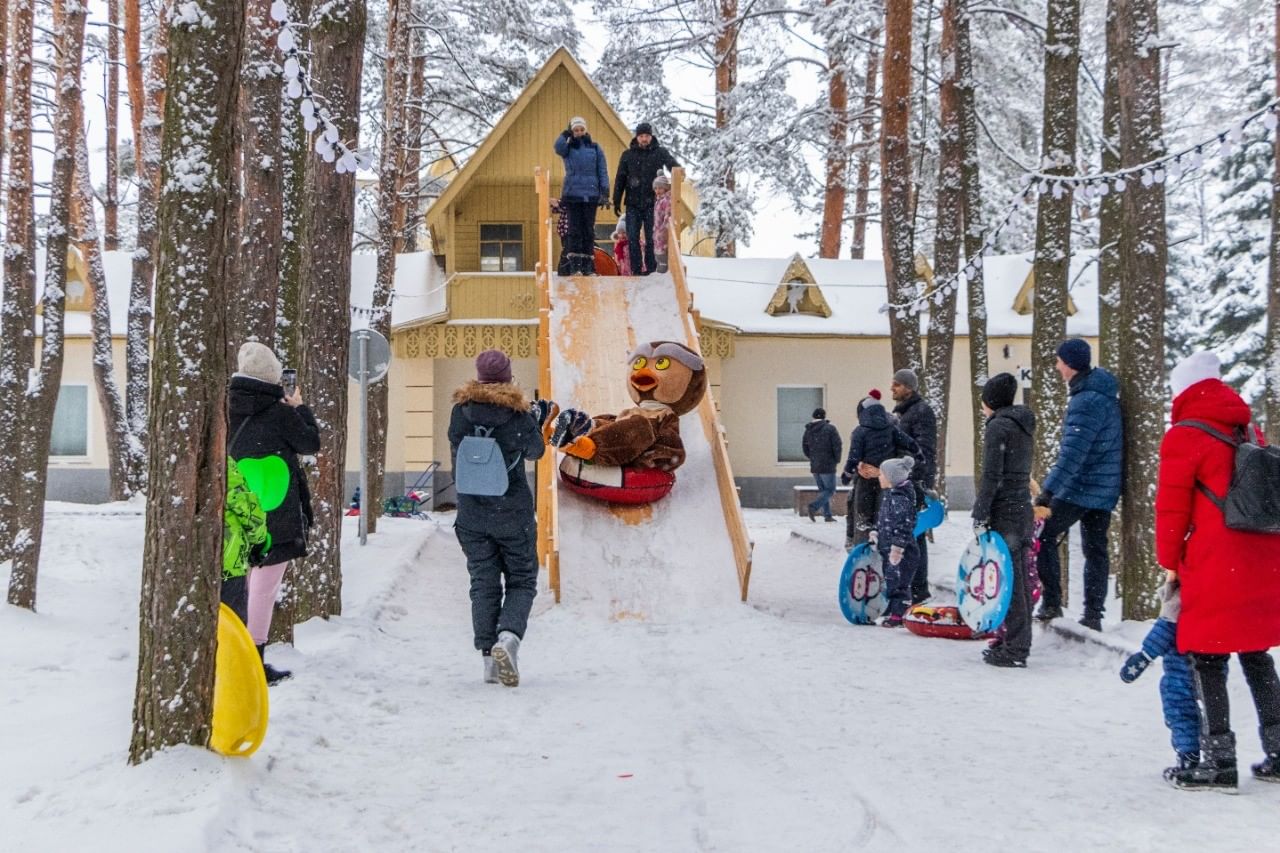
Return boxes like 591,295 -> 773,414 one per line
903,605 -> 990,641
559,458 -> 676,505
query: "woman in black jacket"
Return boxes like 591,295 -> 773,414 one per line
228,342 -> 321,683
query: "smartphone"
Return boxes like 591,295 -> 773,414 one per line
281,368 -> 298,396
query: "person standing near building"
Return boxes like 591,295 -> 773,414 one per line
802,407 -> 842,522
1034,338 -> 1123,631
612,122 -> 680,276
889,368 -> 937,604
553,117 -> 609,275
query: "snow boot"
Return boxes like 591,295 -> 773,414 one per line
807,506 -> 816,522
1252,724 -> 1280,783
880,615 -> 903,628
491,630 -> 521,687
983,646 -> 1027,669
1034,604 -> 1063,622
1078,614 -> 1103,632
1167,733 -> 1238,792
1162,752 -> 1200,784
824,515 -> 837,523
256,644 -> 292,686
483,654 -> 500,685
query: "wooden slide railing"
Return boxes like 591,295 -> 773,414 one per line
534,167 -> 561,603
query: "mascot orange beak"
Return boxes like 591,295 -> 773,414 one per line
630,368 -> 659,393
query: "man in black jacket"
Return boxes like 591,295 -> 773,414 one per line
890,368 -> 937,604
971,373 -> 1036,668
448,350 -> 548,687
612,122 -> 680,276
801,407 -> 842,522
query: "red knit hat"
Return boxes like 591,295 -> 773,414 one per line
868,388 -> 882,400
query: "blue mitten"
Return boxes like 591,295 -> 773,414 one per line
1120,650 -> 1153,683
530,399 -> 557,428
551,408 -> 593,448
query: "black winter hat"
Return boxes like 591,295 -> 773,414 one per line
635,121 -> 654,136
812,407 -> 826,420
982,373 -> 1019,410
1056,338 -> 1091,373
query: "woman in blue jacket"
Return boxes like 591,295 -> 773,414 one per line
553,116 -> 610,275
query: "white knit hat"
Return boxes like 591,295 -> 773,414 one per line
1170,351 -> 1220,398
237,341 -> 283,385
569,116 -> 587,130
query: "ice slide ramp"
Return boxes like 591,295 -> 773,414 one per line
545,273 -> 753,617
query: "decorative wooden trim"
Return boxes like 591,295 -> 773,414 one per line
697,324 -> 736,359
764,253 -> 832,318
394,323 -> 538,359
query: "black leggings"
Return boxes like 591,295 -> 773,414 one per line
1191,651 -> 1280,740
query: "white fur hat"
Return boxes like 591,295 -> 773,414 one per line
237,341 -> 283,385
569,116 -> 587,130
1170,351 -> 1220,398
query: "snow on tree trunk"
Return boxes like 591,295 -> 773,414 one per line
1116,0 -> 1166,621
276,0 -> 312,372
293,0 -> 367,623
1,0 -> 8,183
881,0 -> 921,373
105,0 -> 121,250
73,130 -> 136,501
956,0 -> 989,485
1268,0 -> 1280,443
1030,0 -> 1079,484
128,0 -> 244,764
231,0 -> 284,353
924,0 -> 962,499
850,26 -> 880,260
7,0 -> 86,610
818,0 -> 850,260
126,9 -> 169,492
368,0 -> 409,536
714,0 -> 739,258
0,0 -> 36,570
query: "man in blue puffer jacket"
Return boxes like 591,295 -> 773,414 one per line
553,116 -> 610,275
1034,338 -> 1124,630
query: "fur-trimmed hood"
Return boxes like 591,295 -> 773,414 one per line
452,381 -> 529,411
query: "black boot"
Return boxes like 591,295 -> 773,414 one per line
256,643 -> 293,686
983,646 -> 1027,668
1161,752 -> 1200,783
1167,733 -> 1237,792
1253,723 -> 1280,783
1034,604 -> 1063,622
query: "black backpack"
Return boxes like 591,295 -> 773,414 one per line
1177,420 -> 1280,534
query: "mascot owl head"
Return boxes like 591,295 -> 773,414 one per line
626,341 -> 707,416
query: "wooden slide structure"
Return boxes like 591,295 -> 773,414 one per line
533,168 -> 753,610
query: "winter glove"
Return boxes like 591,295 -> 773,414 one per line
840,472 -> 853,486
614,204 -> 622,217
868,531 -> 878,546
972,520 -> 990,537
530,399 -> 558,429
1034,490 -> 1054,508
1120,650 -> 1154,683
1158,579 -> 1182,623
550,408 -> 593,448
889,545 -> 904,567
562,128 -> 573,139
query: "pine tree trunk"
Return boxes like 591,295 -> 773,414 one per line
74,130 -> 135,501
7,0 -> 86,610
1100,0 -> 1125,591
368,0 -> 409,535
402,23 -> 425,253
924,0 -> 962,499
956,0 -> 989,485
881,0 -> 921,373
124,0 -> 143,160
126,10 -> 169,493
129,0 -> 244,764
293,0 -> 367,622
850,27 -> 879,260
1268,0 -> 1280,443
105,0 -> 120,250
818,0 -> 849,259
232,0 -> 284,354
910,0 -> 936,235
1030,0 -> 1080,483
0,0 -> 37,570
714,0 -> 738,258
277,0 -> 312,371
1116,0 -> 1166,621
1,0 -> 9,184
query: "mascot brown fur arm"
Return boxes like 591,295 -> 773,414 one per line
584,411 -> 686,470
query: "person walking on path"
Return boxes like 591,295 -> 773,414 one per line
1154,351 -> 1280,792
802,407 -> 842,522
554,116 -> 609,275
841,398 -> 918,551
890,368 -> 937,604
228,342 -> 321,685
970,373 -> 1035,668
1033,338 -> 1123,630
448,350 -> 549,687
612,121 -> 679,276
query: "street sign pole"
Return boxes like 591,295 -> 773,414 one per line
359,332 -> 370,546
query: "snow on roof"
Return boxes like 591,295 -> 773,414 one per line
685,252 -> 1099,338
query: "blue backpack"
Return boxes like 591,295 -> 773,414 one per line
455,426 -> 521,497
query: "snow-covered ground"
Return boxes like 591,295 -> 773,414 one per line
3,505 -> 1276,852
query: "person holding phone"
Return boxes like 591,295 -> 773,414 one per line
228,342 -> 320,684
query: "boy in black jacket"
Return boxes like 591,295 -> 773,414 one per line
875,456 -> 919,627
841,398 -> 919,550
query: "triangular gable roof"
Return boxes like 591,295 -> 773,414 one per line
1012,266 -> 1079,316
765,254 -> 832,317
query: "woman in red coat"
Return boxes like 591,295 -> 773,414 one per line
1155,351 -> 1280,791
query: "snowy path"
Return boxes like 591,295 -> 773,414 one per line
3,507 -> 1277,851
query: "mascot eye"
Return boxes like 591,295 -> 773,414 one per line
655,357 -> 671,370
632,356 -> 647,370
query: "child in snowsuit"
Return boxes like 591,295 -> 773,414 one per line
612,218 -> 632,276
1120,579 -> 1201,781
841,397 -> 918,551
875,456 -> 919,627
552,198 -> 571,276
222,458 -> 270,628
652,174 -> 672,273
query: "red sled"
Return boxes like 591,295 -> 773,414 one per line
558,456 -> 675,505
904,605 -> 991,641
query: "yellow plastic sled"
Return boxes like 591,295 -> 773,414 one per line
210,603 -> 270,757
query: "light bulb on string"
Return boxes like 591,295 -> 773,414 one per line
1219,134 -> 1233,158
1153,167 -> 1166,184
300,99 -> 314,118
270,0 -> 289,21
1168,158 -> 1183,180
1140,169 -> 1154,188
324,124 -> 339,144
286,78 -> 303,99
315,135 -> 332,156
278,28 -> 295,52
1191,148 -> 1204,169
1265,111 -> 1278,131
284,56 -> 300,79
1096,180 -> 1109,197
1052,182 -> 1064,200
303,114 -> 318,132
1113,177 -> 1126,193
1229,124 -> 1244,144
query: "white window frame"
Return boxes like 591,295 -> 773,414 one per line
49,383 -> 92,462
776,384 -> 825,466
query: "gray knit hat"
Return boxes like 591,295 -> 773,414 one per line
892,368 -> 919,392
237,341 -> 283,385
880,456 -> 915,487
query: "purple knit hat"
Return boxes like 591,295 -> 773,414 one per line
476,349 -> 512,384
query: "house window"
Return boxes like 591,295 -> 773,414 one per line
480,224 -> 523,272
777,386 -> 824,463
51,385 -> 89,457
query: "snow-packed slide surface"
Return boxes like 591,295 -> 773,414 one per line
549,274 -> 740,618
